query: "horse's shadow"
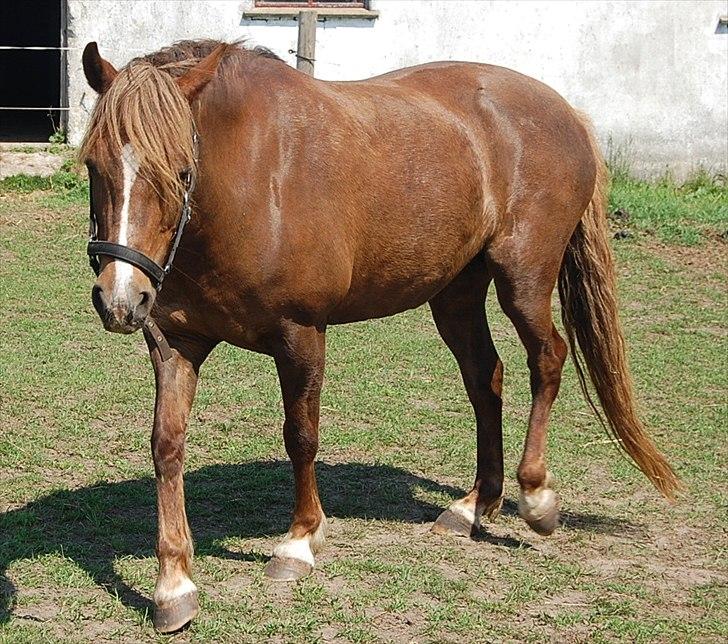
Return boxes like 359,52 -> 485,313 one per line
0,461 -> 638,623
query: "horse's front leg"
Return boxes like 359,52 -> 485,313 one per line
265,324 -> 327,581
148,336 -> 213,633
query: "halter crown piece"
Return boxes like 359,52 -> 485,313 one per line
86,132 -> 199,361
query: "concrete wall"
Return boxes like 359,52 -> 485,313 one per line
66,0 -> 728,179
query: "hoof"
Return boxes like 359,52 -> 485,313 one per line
523,505 -> 560,536
153,591 -> 199,634
431,509 -> 477,538
518,486 -> 560,536
264,556 -> 313,581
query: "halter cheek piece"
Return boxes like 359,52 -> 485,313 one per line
86,169 -> 194,290
86,139 -> 197,362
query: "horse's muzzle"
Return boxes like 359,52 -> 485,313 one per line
92,281 -> 154,334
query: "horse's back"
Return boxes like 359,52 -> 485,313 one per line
313,62 -> 597,322
319,60 -> 597,236
358,60 -> 596,198
192,54 -> 598,329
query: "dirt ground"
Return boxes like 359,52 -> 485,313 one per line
0,149 -> 66,180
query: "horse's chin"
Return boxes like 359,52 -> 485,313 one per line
101,316 -> 143,335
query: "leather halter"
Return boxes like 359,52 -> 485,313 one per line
87,168 -> 195,291
86,137 -> 197,361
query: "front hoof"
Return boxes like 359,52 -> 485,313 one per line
518,487 -> 560,536
264,556 -> 313,581
431,509 -> 477,538
153,591 -> 199,634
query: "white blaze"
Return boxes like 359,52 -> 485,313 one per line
112,143 -> 140,297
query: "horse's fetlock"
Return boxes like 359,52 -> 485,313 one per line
479,479 -> 504,505
517,463 -> 548,491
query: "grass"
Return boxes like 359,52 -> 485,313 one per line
0,170 -> 726,642
608,170 -> 728,245
0,162 -> 86,206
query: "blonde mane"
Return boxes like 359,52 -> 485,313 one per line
79,61 -> 196,211
78,40 -> 282,211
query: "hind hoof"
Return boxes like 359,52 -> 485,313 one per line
523,505 -> 560,536
519,486 -> 560,536
153,591 -> 199,633
431,509 -> 477,538
264,556 -> 313,581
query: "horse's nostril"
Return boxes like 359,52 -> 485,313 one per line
91,284 -> 107,316
136,289 -> 154,318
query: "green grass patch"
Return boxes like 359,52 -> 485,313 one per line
607,169 -> 727,244
0,176 -> 726,642
0,163 -> 87,208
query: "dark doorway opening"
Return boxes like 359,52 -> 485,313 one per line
0,1 -> 64,142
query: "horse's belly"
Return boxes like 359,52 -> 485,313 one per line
328,212 -> 487,324
328,274 -> 457,323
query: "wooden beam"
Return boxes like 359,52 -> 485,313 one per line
296,10 -> 317,76
243,7 -> 378,20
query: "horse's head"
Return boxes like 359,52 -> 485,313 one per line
79,42 -> 227,333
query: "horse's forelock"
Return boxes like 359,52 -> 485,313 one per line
79,61 -> 196,214
79,39 -> 282,213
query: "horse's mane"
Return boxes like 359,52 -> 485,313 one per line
78,39 -> 279,210
137,39 -> 281,74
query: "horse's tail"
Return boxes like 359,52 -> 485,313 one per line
557,116 -> 680,500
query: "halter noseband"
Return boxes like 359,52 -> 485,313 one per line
86,135 -> 198,361
87,154 -> 196,290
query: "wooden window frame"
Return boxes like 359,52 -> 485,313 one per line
245,0 -> 378,20
255,1 -> 367,8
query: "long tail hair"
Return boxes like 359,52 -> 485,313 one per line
558,116 -> 680,500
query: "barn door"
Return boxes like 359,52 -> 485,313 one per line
0,0 -> 66,142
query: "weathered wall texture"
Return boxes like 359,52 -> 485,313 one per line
66,0 -> 728,178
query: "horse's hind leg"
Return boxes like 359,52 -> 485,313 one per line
490,247 -> 568,536
429,255 -> 505,537
265,323 -> 327,581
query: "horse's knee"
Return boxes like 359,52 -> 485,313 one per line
152,430 -> 185,480
282,416 -> 319,462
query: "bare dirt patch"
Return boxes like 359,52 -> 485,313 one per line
0,192 -> 66,227
642,238 -> 727,280
0,151 -> 65,180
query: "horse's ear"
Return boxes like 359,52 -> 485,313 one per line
176,44 -> 228,102
82,42 -> 118,94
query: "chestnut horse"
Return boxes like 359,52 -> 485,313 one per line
79,40 -> 678,632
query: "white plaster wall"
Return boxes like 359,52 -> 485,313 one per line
66,0 -> 728,178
